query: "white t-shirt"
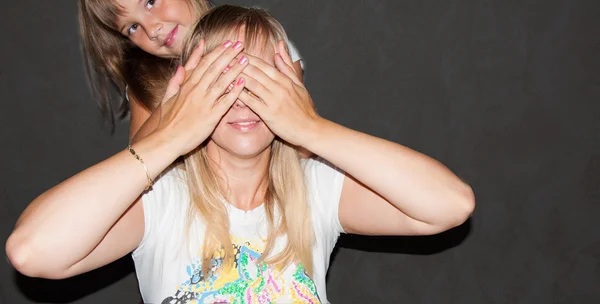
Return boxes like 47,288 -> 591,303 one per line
132,158 -> 345,304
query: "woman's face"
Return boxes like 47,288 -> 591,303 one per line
208,98 -> 276,160
115,0 -> 196,58
207,43 -> 278,160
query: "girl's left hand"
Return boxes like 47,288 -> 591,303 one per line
237,52 -> 321,147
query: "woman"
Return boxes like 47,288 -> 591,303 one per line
7,5 -> 475,304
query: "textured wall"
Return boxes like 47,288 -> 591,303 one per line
1,0 -> 598,303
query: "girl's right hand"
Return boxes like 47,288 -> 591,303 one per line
154,40 -> 248,156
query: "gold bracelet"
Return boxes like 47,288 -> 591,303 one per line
127,145 -> 153,191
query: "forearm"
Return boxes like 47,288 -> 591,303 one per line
131,105 -> 162,144
305,119 -> 474,226
129,96 -> 153,142
6,132 -> 178,274
129,106 -> 151,142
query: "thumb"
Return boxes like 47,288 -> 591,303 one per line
184,39 -> 205,72
276,40 -> 302,85
162,65 -> 185,104
274,53 -> 302,86
278,40 -> 295,69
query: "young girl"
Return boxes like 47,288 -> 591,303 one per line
78,0 -> 304,138
7,5 -> 475,304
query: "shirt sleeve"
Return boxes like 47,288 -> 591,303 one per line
133,167 -> 184,256
303,158 -> 346,247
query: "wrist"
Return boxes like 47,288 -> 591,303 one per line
298,117 -> 333,152
130,131 -> 181,179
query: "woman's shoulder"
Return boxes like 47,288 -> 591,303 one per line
143,163 -> 188,206
154,163 -> 186,187
301,157 -> 345,195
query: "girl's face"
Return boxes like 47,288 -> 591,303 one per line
116,0 -> 196,58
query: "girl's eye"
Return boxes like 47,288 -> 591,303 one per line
127,24 -> 139,35
145,0 -> 155,9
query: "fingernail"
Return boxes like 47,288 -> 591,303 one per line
223,65 -> 230,73
228,82 -> 234,91
233,41 -> 243,50
238,56 -> 248,65
223,40 -> 232,48
237,77 -> 245,86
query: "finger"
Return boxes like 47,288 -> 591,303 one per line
237,82 -> 268,114
184,39 -> 205,72
207,54 -> 249,100
242,62 -> 280,89
162,65 -> 185,103
194,41 -> 245,91
278,40 -> 305,83
222,56 -> 240,75
214,77 -> 245,114
278,40 -> 296,71
242,54 -> 284,81
187,40 -> 242,86
274,53 -> 302,85
240,72 -> 273,102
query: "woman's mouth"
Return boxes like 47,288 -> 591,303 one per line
228,120 -> 261,132
163,25 -> 178,47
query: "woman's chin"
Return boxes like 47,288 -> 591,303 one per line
228,144 -> 271,159
207,140 -> 272,160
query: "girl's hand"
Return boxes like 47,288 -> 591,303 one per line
153,40 -> 249,156
158,40 -> 205,103
276,40 -> 303,82
237,53 -> 321,147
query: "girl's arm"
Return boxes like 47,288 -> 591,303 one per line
129,96 -> 152,142
238,54 -> 475,236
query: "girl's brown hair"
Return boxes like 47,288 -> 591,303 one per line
77,0 -> 211,128
122,48 -> 176,112
180,5 -> 314,277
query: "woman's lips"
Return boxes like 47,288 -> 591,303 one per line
228,120 -> 261,132
164,25 -> 178,47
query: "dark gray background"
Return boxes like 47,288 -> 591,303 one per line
1,0 -> 598,303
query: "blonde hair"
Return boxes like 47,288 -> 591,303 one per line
180,5 -> 314,277
77,0 -> 212,128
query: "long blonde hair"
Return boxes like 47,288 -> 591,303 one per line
181,5 -> 314,277
77,0 -> 212,127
